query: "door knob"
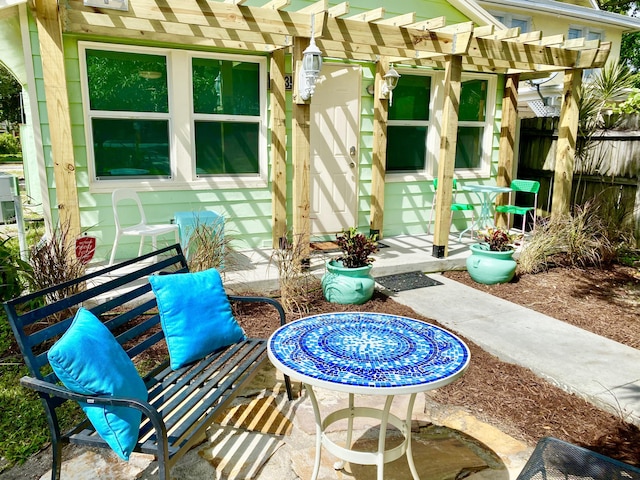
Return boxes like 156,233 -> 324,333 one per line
349,146 -> 356,157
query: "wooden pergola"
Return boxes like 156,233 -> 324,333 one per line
37,0 -> 610,256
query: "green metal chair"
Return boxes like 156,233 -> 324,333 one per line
427,178 -> 475,239
495,179 -> 540,234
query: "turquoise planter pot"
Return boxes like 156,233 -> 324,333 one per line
321,260 -> 375,305
466,243 -> 517,285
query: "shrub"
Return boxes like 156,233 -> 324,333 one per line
0,133 -> 20,155
517,202 -> 617,274
270,232 -> 320,315
0,235 -> 34,302
185,215 -> 234,273
28,221 -> 86,305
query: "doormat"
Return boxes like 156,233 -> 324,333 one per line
375,271 -> 443,292
310,241 -> 389,253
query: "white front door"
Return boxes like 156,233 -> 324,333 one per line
310,64 -> 360,235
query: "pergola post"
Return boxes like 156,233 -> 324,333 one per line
432,55 -> 462,259
270,48 -> 288,248
369,57 -> 390,239
551,68 -> 582,218
292,37 -> 311,263
34,0 -> 80,244
495,73 -> 519,228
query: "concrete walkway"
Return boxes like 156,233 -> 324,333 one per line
392,274 -> 640,426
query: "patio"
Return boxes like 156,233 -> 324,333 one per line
219,233 -> 482,294
20,358 -> 530,480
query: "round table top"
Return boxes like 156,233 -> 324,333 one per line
462,184 -> 512,193
267,312 -> 470,395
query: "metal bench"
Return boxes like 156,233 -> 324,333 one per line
3,244 -> 292,480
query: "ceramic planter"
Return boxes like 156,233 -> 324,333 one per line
466,243 -> 517,285
321,260 -> 375,305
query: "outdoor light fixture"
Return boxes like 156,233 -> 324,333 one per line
381,66 -> 401,105
298,17 -> 323,101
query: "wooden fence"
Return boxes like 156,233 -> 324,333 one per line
517,117 -> 640,240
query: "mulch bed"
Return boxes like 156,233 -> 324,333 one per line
234,287 -> 640,467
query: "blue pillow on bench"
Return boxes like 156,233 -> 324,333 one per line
148,268 -> 246,370
47,308 -> 148,461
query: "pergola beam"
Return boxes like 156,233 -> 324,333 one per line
406,16 -> 447,30
370,57 -> 391,238
348,7 -> 385,23
328,2 -> 349,18
35,0 -> 81,243
432,55 -> 463,259
375,12 -> 416,27
552,69 -> 582,217
64,0 -> 610,74
261,0 -> 290,10
296,0 -> 327,14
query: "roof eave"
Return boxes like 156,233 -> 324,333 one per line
477,0 -> 640,32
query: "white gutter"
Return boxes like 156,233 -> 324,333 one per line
477,0 -> 640,31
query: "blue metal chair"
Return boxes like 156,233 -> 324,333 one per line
427,178 -> 475,239
495,179 -> 540,234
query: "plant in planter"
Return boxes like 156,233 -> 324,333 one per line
466,228 -> 522,285
477,227 -> 522,252
321,228 -> 379,304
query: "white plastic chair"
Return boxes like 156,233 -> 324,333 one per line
109,189 -> 179,265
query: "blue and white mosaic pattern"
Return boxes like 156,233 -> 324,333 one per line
269,312 -> 470,390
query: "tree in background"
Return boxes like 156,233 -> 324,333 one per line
598,1 -> 640,83
0,64 -> 21,133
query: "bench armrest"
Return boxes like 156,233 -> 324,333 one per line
228,295 -> 287,326
20,376 -> 156,414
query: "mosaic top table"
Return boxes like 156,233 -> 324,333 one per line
267,312 -> 470,480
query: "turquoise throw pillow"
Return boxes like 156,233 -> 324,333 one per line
47,308 -> 147,461
148,268 -> 246,370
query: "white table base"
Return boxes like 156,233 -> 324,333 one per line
305,384 -> 420,480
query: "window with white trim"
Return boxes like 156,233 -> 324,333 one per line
80,43 -> 267,187
386,74 -> 433,173
386,73 -> 495,176
490,11 -> 531,32
456,79 -> 489,170
568,26 -> 603,42
192,58 -> 261,176
85,49 -> 171,179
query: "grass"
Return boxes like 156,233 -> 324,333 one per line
0,154 -> 22,163
0,307 -> 83,472
0,228 -> 82,472
0,312 -> 50,466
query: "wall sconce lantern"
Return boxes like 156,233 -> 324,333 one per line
299,36 -> 323,101
381,66 -> 401,105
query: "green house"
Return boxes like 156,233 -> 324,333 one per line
0,0 -> 637,262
